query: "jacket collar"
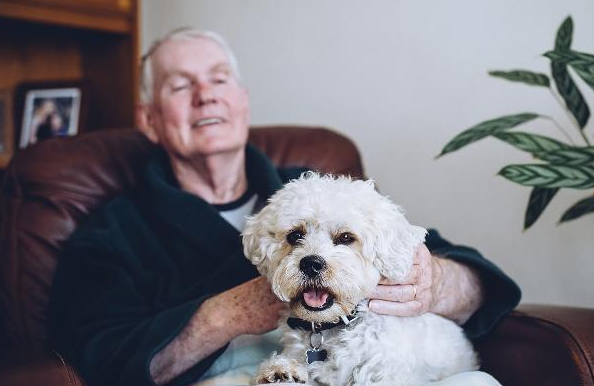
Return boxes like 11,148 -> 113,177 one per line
141,144 -> 283,255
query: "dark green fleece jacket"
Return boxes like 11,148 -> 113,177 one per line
49,144 -> 520,386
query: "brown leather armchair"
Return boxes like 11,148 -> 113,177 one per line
1,126 -> 592,386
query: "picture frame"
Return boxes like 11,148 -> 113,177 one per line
18,86 -> 82,149
0,89 -> 14,168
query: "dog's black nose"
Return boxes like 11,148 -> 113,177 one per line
299,255 -> 326,277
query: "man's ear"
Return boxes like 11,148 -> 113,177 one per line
136,104 -> 158,143
238,86 -> 251,129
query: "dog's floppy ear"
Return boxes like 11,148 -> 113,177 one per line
365,198 -> 427,282
242,208 -> 273,277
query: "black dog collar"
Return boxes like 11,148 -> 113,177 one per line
287,313 -> 358,332
288,313 -> 359,364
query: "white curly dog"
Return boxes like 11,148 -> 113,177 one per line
242,173 -> 489,386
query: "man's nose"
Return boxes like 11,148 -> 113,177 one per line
299,255 -> 327,278
192,82 -> 216,106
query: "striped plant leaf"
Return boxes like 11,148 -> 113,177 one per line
524,187 -> 559,229
544,50 -> 594,93
554,16 -> 573,50
499,164 -> 594,189
550,17 -> 590,128
559,196 -> 594,223
493,131 -> 570,155
537,147 -> 594,166
551,63 -> 590,128
544,51 -> 570,63
544,50 -> 594,64
438,113 -> 539,157
571,61 -> 594,91
489,70 -> 550,87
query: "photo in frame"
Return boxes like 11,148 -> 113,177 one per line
19,87 -> 81,148
0,89 -> 14,167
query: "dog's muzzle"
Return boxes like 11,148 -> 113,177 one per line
297,255 -> 334,311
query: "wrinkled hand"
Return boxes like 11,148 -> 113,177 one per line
204,276 -> 286,336
150,277 -> 285,385
368,244 -> 443,317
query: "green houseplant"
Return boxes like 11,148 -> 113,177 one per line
438,16 -> 594,229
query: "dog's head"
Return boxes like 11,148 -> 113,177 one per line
242,172 -> 426,323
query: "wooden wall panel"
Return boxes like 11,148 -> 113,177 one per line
0,0 -> 132,33
81,34 -> 135,130
0,0 -> 138,169
0,19 -> 83,90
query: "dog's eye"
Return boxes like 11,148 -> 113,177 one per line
286,230 -> 305,246
335,232 -> 355,245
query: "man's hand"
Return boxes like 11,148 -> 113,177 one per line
368,244 -> 484,325
205,276 -> 286,336
150,277 -> 285,385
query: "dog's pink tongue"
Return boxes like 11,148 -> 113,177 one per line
303,290 -> 329,308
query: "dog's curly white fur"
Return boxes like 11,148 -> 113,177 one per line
243,173 -> 478,386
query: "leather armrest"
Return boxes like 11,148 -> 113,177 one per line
0,349 -> 86,386
476,304 -> 594,386
1,305 -> 592,386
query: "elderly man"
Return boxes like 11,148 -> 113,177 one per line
49,28 -> 520,386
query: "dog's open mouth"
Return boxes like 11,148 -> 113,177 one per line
300,288 -> 334,311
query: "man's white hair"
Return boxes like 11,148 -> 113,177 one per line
139,28 -> 241,104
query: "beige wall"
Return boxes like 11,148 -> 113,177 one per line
142,0 -> 594,307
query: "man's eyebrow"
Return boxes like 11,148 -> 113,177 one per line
210,63 -> 232,74
163,71 -> 192,81
161,64 -> 231,82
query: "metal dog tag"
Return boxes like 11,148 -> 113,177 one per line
306,348 -> 327,364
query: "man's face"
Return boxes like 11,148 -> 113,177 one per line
143,37 -> 250,160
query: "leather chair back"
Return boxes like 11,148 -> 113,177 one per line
0,126 -> 364,348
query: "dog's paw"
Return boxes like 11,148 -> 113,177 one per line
252,354 -> 308,384
253,369 -> 307,384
